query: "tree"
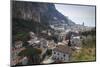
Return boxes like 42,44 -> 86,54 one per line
18,47 -> 42,64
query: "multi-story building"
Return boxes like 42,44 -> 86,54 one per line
52,45 -> 71,62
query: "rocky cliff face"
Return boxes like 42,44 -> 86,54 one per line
12,1 -> 75,25
12,1 -> 76,42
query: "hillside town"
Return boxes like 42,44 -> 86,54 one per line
11,1 -> 96,66
11,24 -> 83,66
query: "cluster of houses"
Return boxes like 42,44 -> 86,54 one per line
11,30 -> 82,65
11,40 -> 26,66
51,30 -> 81,62
52,45 -> 72,62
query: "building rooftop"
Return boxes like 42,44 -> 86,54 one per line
53,45 -> 72,54
15,41 -> 23,45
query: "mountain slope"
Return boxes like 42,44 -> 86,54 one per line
12,1 -> 76,41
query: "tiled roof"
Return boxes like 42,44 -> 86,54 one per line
53,45 -> 71,54
15,41 -> 23,45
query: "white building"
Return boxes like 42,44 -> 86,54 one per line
15,41 -> 23,48
27,38 -> 48,50
70,33 -> 81,50
71,37 -> 81,46
38,38 -> 48,49
11,47 -> 26,66
52,45 -> 71,62
29,31 -> 35,39
47,40 -> 56,49
21,56 -> 28,65
27,37 -> 39,46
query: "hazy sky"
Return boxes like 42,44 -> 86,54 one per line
55,4 -> 96,27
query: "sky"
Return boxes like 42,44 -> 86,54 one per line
55,4 -> 96,27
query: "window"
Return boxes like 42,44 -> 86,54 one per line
53,56 -> 56,60
63,54 -> 65,57
54,52 -> 56,54
57,58 -> 59,60
58,53 -> 59,55
63,58 -> 65,60
55,57 -> 56,60
61,57 -> 63,60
